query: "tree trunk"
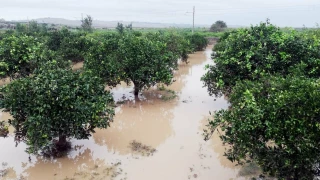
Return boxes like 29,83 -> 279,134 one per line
57,135 -> 67,148
134,84 -> 139,96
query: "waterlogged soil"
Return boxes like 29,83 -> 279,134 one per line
0,46 -> 247,180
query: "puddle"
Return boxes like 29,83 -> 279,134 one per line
0,45 -> 244,180
0,77 -> 11,86
72,61 -> 84,71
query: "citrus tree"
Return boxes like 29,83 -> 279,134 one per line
186,33 -> 208,51
84,33 -> 123,86
205,75 -> 320,179
202,22 -> 320,96
46,29 -> 92,63
0,34 -> 43,79
118,34 -> 179,95
0,61 -> 115,154
146,32 -> 192,63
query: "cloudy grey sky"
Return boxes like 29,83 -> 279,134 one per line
1,0 -> 319,27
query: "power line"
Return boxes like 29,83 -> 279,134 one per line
195,4 -> 320,12
119,4 -> 320,16
196,7 -> 320,16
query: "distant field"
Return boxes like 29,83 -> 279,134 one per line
93,27 -> 227,38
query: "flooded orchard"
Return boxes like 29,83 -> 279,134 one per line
0,46 -> 245,180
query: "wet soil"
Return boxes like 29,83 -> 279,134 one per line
0,46 -> 246,180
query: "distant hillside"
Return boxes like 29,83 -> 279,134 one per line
11,17 -> 211,28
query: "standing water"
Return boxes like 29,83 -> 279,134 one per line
0,46 -> 244,180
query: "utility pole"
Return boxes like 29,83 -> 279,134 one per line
192,6 -> 195,34
186,6 -> 195,33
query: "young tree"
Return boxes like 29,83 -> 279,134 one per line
116,23 -> 125,34
186,33 -> 208,51
118,34 -> 179,95
210,20 -> 227,32
81,15 -> 93,32
85,33 -> 179,95
205,75 -> 320,179
84,33 -> 123,86
126,23 -> 133,30
0,61 -> 115,154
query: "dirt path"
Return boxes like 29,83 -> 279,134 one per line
0,46 -> 245,180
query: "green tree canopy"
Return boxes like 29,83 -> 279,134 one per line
118,34 -> 179,95
146,32 -> 192,63
202,22 -> 320,96
16,23 -> 27,34
205,75 -> 320,179
186,33 -> 208,51
81,15 -> 93,32
46,29 -> 92,62
116,23 -> 125,34
84,33 -> 123,86
210,20 -> 227,32
85,33 -> 179,95
0,61 -> 115,154
0,34 -> 43,79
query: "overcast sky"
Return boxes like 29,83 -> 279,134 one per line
1,0 -> 319,27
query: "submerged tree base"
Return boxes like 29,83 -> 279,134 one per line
41,139 -> 72,158
0,121 -> 9,137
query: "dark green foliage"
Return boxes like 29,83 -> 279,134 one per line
146,32 -> 192,62
186,33 -> 208,51
116,23 -> 125,34
202,22 -> 320,96
205,75 -> 320,179
126,23 -> 133,30
210,20 -> 227,32
116,23 -> 133,34
0,121 -> 9,137
0,61 -> 115,154
0,34 -> 43,79
81,15 -> 93,32
85,32 -> 181,95
46,29 -> 92,62
28,21 -> 41,34
15,21 -> 48,36
203,22 -> 320,179
16,23 -> 27,34
84,33 -> 123,86
118,34 -> 179,95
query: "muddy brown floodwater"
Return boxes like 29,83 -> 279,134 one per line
0,46 -> 246,180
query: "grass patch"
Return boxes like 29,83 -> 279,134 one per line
157,85 -> 177,101
0,121 -> 9,137
238,163 -> 261,177
116,100 -> 126,105
238,163 -> 275,180
129,140 -> 157,156
161,93 -> 177,101
157,84 -> 166,91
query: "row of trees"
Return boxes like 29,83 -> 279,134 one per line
0,22 -> 208,154
203,21 -> 320,179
